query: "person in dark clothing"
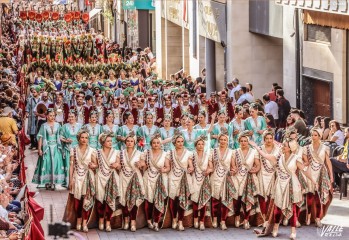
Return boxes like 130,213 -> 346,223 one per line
290,109 -> 308,137
275,89 -> 291,128
200,68 -> 206,93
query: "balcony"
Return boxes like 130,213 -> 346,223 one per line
275,0 -> 349,15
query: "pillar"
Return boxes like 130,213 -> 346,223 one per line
206,38 -> 216,93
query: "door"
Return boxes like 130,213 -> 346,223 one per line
312,79 -> 331,117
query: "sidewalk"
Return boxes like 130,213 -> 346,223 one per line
25,147 -> 349,240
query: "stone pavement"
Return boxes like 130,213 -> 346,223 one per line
25,147 -> 349,240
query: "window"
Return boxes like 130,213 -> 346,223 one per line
305,24 -> 331,44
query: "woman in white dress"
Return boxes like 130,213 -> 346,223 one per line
95,132 -> 120,232
257,130 -> 281,226
67,128 -> 97,232
167,131 -> 194,231
210,128 -> 234,230
117,132 -> 145,232
250,139 -> 317,239
141,133 -> 171,231
231,131 -> 260,230
303,128 -> 333,227
189,135 -> 213,231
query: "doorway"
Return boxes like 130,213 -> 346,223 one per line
302,76 -> 333,124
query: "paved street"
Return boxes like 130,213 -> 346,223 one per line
25,147 -> 349,240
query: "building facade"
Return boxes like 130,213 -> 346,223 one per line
277,0 -> 349,124
155,0 -> 284,99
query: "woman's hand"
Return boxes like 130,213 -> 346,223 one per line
88,162 -> 97,170
230,166 -> 237,175
38,149 -> 43,156
233,129 -> 239,135
257,130 -> 264,135
68,179 -> 74,191
187,167 -> 194,174
110,162 -> 120,170
204,169 -> 211,176
248,140 -> 258,148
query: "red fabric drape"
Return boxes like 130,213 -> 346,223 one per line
25,189 -> 45,240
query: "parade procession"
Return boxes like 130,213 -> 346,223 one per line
0,0 -> 348,240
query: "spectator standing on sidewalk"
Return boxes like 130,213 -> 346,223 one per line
263,94 -> 279,125
276,89 -> 291,128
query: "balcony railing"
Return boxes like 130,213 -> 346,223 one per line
275,0 -> 349,14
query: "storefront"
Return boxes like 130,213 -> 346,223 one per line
114,0 -> 155,49
198,0 -> 227,92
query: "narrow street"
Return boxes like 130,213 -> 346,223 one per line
25,147 -> 349,240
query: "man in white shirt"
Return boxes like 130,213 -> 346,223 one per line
145,47 -> 154,60
263,93 -> 279,122
230,78 -> 241,102
236,87 -> 254,105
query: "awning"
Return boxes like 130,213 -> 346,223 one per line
89,8 -> 102,19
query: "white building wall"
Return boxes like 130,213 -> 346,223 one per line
303,29 -> 347,123
226,0 -> 283,100
282,6 -> 297,107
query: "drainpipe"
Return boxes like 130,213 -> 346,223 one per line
295,8 -> 301,109
346,30 -> 349,125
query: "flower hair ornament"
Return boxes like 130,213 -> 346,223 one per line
172,129 -> 184,145
150,132 -> 162,144
99,131 -> 114,145
311,127 -> 323,139
194,134 -> 208,146
89,110 -> 98,117
164,114 -> 172,120
218,127 -> 229,140
125,131 -> 137,143
187,114 -> 195,121
238,130 -> 251,141
218,108 -> 227,116
77,126 -> 90,139
262,129 -> 275,140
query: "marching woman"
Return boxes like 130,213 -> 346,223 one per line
189,135 -> 213,231
137,112 -> 159,151
66,128 -> 97,232
141,134 -> 171,231
228,105 -> 246,149
117,111 -> 139,150
194,111 -> 210,130
244,103 -> 267,146
102,110 -> 119,150
118,132 -> 145,232
32,109 -> 65,190
303,128 -> 333,227
210,128 -> 234,230
167,131 -> 194,231
60,109 -> 82,186
182,113 -> 216,151
211,110 -> 229,148
250,138 -> 317,239
231,131 -> 261,230
159,114 -> 176,152
95,132 -> 121,232
257,130 -> 281,227
85,110 -> 102,149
